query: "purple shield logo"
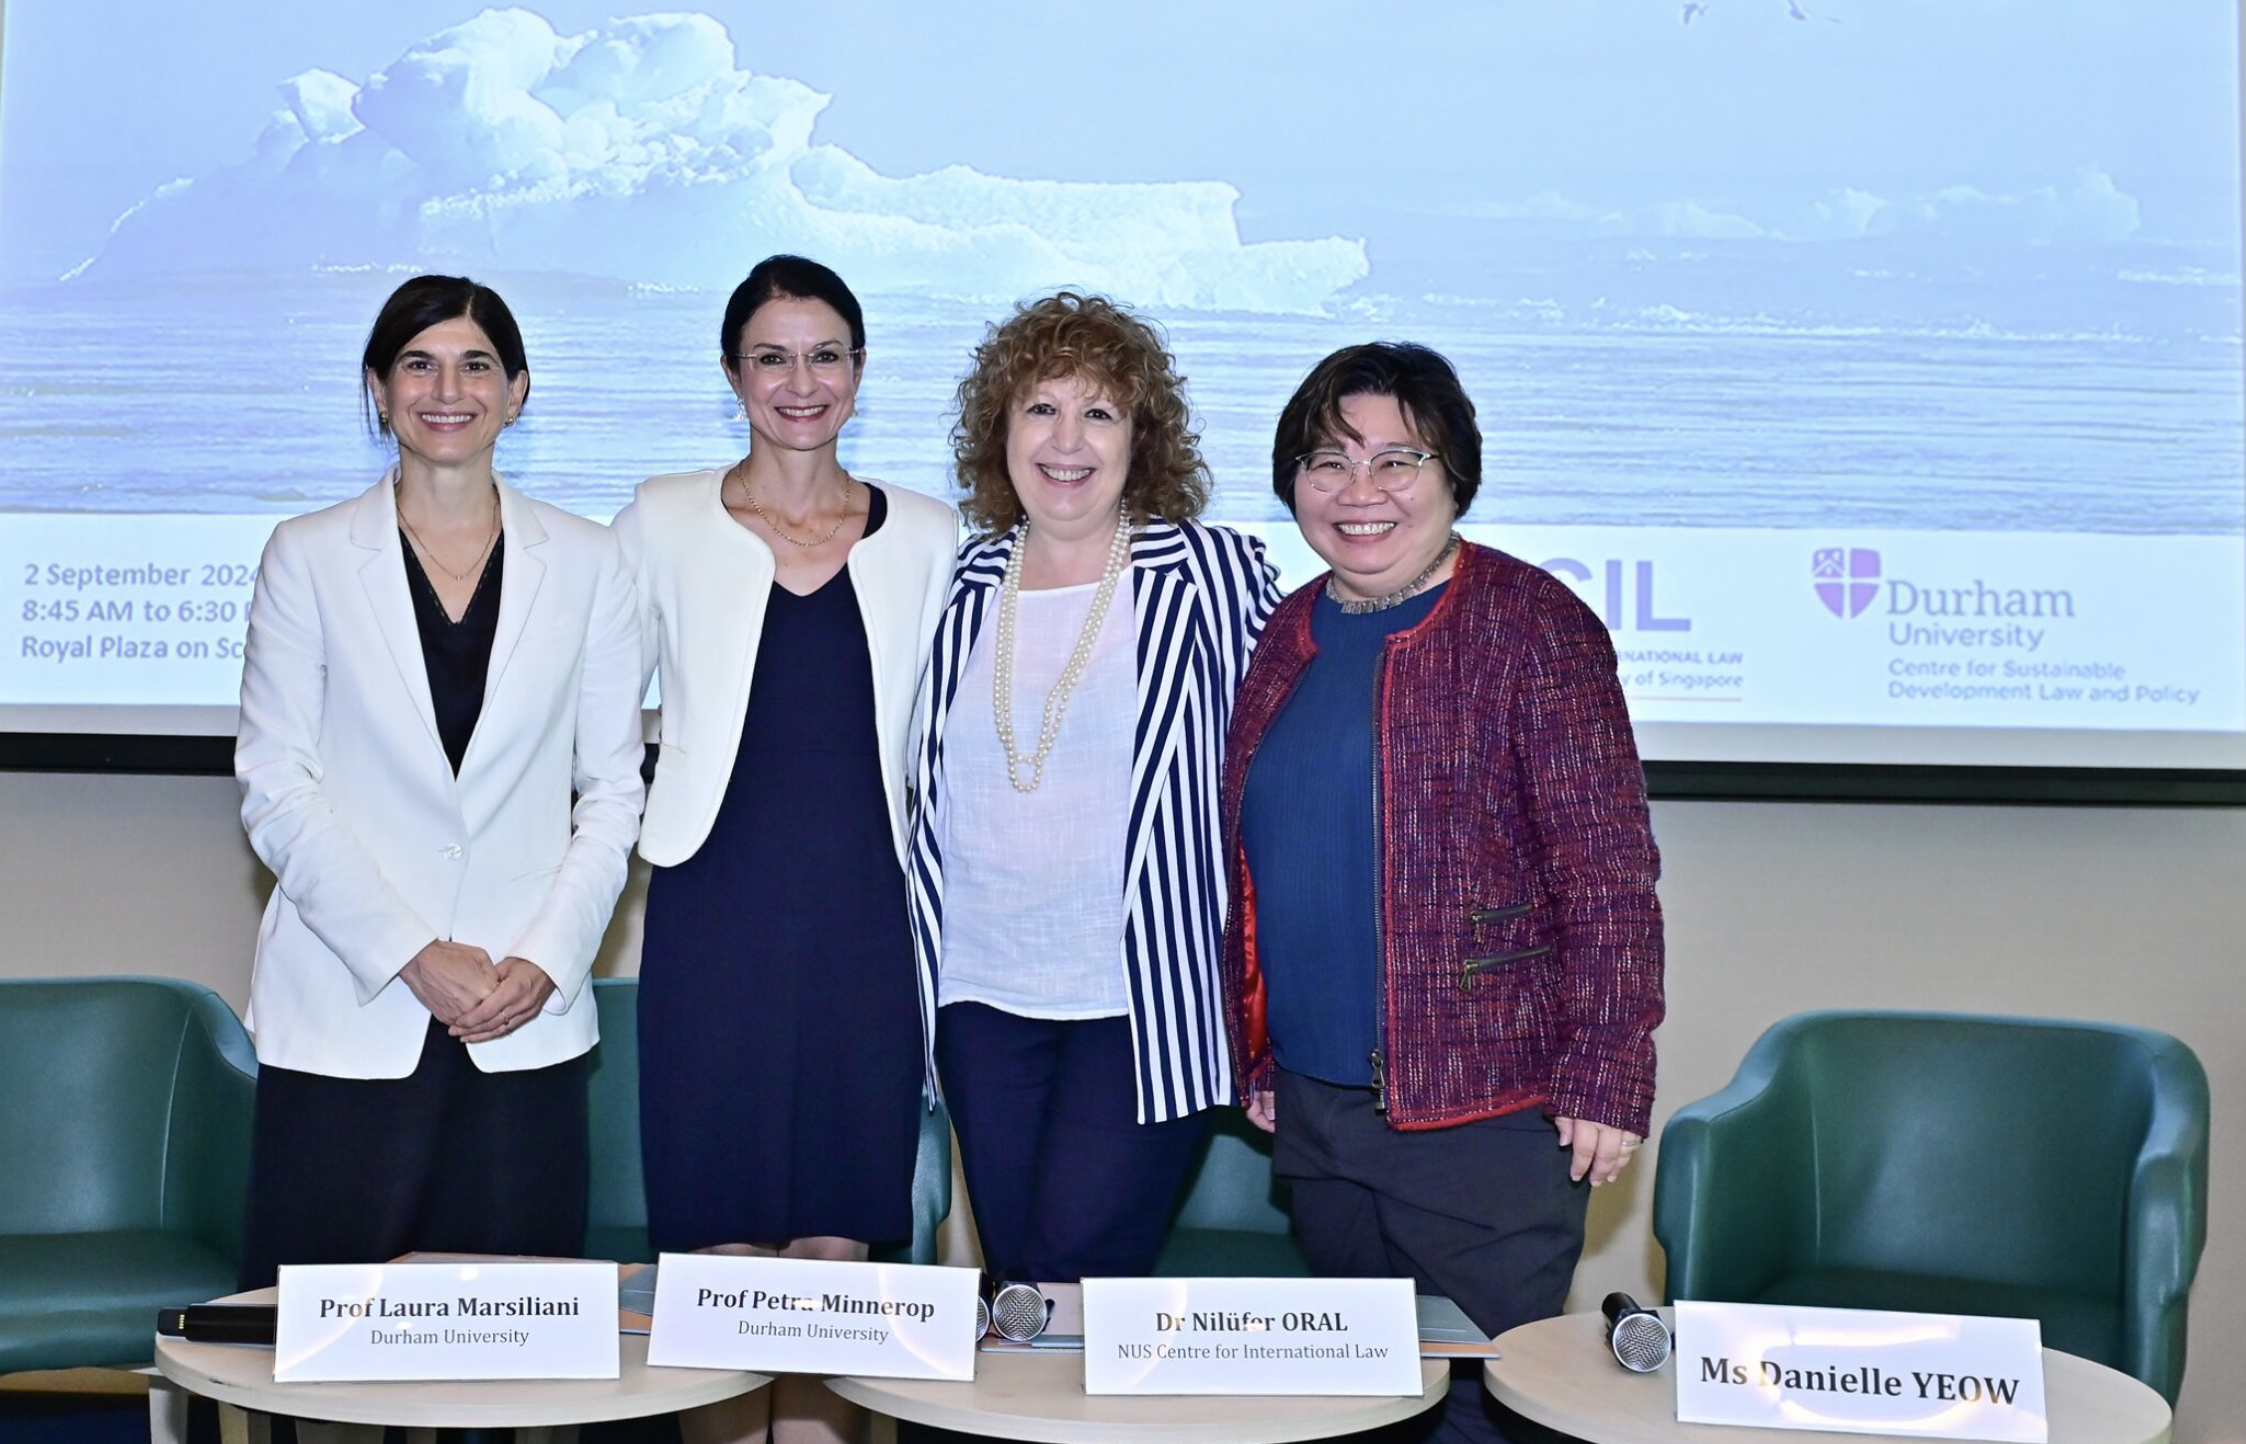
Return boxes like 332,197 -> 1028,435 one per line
1813,547 -> 1880,619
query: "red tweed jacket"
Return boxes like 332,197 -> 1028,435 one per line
1219,542 -> 1664,1134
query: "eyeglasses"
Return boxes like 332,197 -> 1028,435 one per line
1294,448 -> 1439,493
733,346 -> 863,375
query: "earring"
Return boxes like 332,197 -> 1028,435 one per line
377,410 -> 389,428
735,399 -> 748,420
504,414 -> 517,427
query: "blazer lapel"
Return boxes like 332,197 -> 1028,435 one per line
1124,521 -> 1198,875
476,479 -> 548,724
350,472 -> 446,762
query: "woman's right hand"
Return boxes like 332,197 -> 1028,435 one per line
399,939 -> 498,1025
1246,1089 -> 1277,1133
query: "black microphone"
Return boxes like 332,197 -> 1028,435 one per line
983,1278 -> 1053,1343
157,1304 -> 278,1346
1600,1292 -> 1671,1373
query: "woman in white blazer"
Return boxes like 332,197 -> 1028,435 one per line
234,276 -> 645,1287
612,257 -> 954,1444
906,292 -> 1280,1287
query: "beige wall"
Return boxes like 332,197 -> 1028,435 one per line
2,770 -> 2237,1440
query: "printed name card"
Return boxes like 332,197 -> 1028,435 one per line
274,1261 -> 618,1382
645,1254 -> 979,1380
1674,1301 -> 2049,1442
1082,1277 -> 1420,1396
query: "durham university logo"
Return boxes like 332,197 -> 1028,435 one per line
1813,547 -> 1880,619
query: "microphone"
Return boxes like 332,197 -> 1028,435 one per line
974,1294 -> 990,1339
157,1304 -> 278,1346
1600,1293 -> 1671,1373
984,1278 -> 1053,1343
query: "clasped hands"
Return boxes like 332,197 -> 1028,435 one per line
399,939 -> 554,1043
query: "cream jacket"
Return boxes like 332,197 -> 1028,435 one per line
612,470 -> 958,866
236,475 -> 646,1078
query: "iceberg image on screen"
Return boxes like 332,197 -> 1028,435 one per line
2,1 -> 2242,756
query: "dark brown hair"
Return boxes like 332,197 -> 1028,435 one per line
1270,342 -> 1482,516
720,254 -> 866,369
952,292 -> 1209,534
361,275 -> 528,437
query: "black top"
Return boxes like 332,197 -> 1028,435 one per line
401,531 -> 503,775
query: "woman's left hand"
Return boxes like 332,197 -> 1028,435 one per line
449,957 -> 556,1042
1554,1116 -> 1643,1187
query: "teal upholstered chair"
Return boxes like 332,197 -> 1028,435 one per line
0,977 -> 257,1374
1654,1011 -> 2208,1404
584,976 -> 952,1265
1154,1105 -> 1311,1277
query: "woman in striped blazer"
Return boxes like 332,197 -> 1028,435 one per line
905,293 -> 1281,1283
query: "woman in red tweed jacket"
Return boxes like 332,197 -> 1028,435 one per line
1219,341 -> 1663,1444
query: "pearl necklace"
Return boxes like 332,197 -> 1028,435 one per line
992,510 -> 1134,794
1327,533 -> 1462,614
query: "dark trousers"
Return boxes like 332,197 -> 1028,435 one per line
240,1019 -> 590,1289
1275,1069 -> 1590,1444
936,1003 -> 1206,1281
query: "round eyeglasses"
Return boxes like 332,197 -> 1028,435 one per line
1294,448 -> 1439,493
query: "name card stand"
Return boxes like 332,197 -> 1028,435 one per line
1673,1300 -> 2050,1443
1082,1278 -> 1421,1396
273,1261 -> 619,1382
645,1254 -> 979,1381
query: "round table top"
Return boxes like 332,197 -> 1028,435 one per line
830,1348 -> 1452,1444
1483,1311 -> 2172,1444
151,1287 -> 767,1430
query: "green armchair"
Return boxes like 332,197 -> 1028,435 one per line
584,976 -> 953,1265
0,977 -> 257,1374
1653,1010 -> 2208,1403
1154,1106 -> 1310,1277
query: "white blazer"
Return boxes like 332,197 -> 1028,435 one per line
612,470 -> 957,867
236,475 -> 646,1079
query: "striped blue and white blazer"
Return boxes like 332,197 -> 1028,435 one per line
905,517 -> 1281,1124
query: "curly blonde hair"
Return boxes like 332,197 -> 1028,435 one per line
952,292 -> 1210,535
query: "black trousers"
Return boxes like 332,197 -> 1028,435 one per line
239,1020 -> 589,1289
936,1003 -> 1207,1282
1274,1069 -> 1590,1444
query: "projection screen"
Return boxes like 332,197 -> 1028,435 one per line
1,2 -> 2239,790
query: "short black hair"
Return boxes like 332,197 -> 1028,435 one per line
1270,342 -> 1482,517
720,255 -> 866,371
361,275 -> 529,437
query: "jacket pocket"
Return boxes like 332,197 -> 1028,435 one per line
1459,943 -> 1553,993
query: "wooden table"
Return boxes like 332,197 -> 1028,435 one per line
1483,1310 -> 2171,1444
831,1347 -> 1452,1443
150,1287 -> 766,1444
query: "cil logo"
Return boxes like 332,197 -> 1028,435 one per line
1813,547 -> 1880,619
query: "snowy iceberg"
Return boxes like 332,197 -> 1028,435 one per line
71,7 -> 1366,314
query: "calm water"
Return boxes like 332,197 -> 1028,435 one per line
1,245 -> 2238,535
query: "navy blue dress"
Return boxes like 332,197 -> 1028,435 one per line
637,489 -> 920,1249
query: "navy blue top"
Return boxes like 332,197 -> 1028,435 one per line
1239,583 -> 1444,1087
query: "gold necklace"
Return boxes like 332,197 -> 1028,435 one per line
398,486 -> 500,583
733,462 -> 854,549
992,511 -> 1134,794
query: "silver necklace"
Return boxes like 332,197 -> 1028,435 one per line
398,486 -> 500,583
1327,533 -> 1461,614
992,511 -> 1134,794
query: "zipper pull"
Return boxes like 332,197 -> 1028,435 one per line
1369,1049 -> 1389,1114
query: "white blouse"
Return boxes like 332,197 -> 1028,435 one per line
936,577 -> 1136,1019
